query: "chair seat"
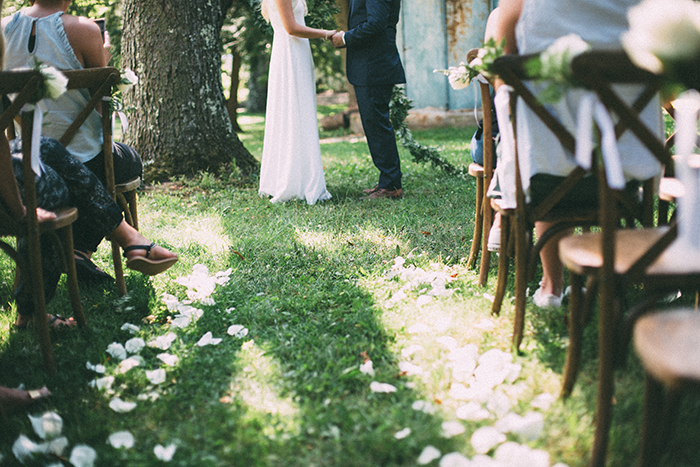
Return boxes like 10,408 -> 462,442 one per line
468,162 -> 485,178
559,226 -> 700,279
38,207 -> 79,233
634,309 -> 700,387
116,177 -> 141,193
659,177 -> 683,202
0,207 -> 78,236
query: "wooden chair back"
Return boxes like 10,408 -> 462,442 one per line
0,69 -> 86,373
59,67 -> 140,296
465,48 -> 496,288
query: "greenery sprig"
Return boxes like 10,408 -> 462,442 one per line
389,86 -> 458,175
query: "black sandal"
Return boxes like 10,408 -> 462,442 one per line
123,243 -> 178,276
74,251 -> 113,284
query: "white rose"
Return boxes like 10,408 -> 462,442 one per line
623,0 -> 700,73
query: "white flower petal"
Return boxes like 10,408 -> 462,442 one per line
148,333 -> 177,350
400,344 -> 424,358
407,323 -> 431,334
157,353 -> 180,366
89,376 -> 115,390
369,381 -> 397,393
441,421 -> 466,438
12,434 -> 44,462
359,360 -> 375,376
125,337 -> 146,354
394,428 -> 411,440
120,323 -> 140,334
109,431 -> 135,449
106,342 -> 127,361
109,397 -> 137,413
417,445 -> 441,465
86,361 -> 106,374
398,361 -> 423,376
439,452 -> 471,467
28,411 -> 63,439
118,356 -> 143,374
416,295 -> 432,306
46,437 -> 68,456
471,426 -> 506,454
69,444 -> 97,467
227,325 -> 249,338
436,336 -> 458,350
196,331 -> 222,347
146,369 -> 167,385
154,443 -> 177,462
531,392 -> 556,410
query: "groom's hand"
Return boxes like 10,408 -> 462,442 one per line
331,31 -> 346,49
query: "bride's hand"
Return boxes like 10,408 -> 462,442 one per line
325,30 -> 337,40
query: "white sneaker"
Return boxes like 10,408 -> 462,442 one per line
532,287 -> 562,308
487,226 -> 501,252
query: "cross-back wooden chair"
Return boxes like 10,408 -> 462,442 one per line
554,50 -> 700,467
59,67 -> 140,296
489,53 -> 656,352
465,48 -> 496,287
1,69 -> 86,373
633,308 -> 700,467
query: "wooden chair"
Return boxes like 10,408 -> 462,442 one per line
633,308 -> 700,467
0,70 -> 87,373
488,53 -> 648,350
59,67 -> 140,296
555,51 -> 700,467
465,48 -> 496,287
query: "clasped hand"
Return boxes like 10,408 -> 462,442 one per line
330,31 -> 346,49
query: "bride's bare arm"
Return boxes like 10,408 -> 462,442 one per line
275,0 -> 336,39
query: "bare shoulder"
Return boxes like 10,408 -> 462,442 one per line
61,14 -> 105,68
61,13 -> 102,40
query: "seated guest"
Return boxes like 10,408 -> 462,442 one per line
493,0 -> 663,307
1,0 -> 144,280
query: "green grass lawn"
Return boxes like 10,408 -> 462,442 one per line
1,110 -> 699,467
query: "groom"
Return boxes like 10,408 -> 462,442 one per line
331,0 -> 406,199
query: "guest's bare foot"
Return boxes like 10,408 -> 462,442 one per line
0,386 -> 51,414
15,314 -> 77,330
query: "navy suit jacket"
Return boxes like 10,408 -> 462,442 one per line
344,0 -> 406,87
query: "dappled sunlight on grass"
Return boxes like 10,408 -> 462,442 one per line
294,224 -> 411,254
152,214 -> 232,256
228,340 -> 301,440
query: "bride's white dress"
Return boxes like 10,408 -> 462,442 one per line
258,0 -> 331,204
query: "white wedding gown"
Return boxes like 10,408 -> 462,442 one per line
258,0 -> 331,205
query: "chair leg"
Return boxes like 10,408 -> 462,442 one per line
127,191 -> 139,230
492,214 -> 511,316
59,226 -> 87,327
637,374 -> 666,467
512,213 -> 529,352
112,241 -> 127,297
26,235 -> 55,374
478,199 -> 493,288
561,272 -> 585,398
467,178 -> 484,270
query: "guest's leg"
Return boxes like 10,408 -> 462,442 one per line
10,154 -> 73,327
83,141 -> 143,187
535,220 -> 571,297
37,138 -> 122,254
354,85 -> 402,190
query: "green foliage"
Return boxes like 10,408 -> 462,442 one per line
389,86 -> 459,175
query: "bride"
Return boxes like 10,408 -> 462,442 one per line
258,0 -> 335,205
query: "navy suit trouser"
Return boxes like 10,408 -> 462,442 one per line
354,84 -> 402,190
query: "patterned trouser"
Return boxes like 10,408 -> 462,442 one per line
11,137 -> 123,317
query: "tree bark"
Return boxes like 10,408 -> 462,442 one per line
226,45 -> 242,132
121,0 -> 259,181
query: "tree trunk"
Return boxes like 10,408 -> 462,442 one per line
226,45 -> 242,132
121,0 -> 259,181
335,0 -> 357,111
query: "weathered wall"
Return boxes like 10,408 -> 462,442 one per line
397,0 -> 494,111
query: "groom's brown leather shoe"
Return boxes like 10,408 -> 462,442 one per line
362,185 -> 379,195
366,188 -> 403,199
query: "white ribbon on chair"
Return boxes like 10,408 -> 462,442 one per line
20,102 -> 46,177
672,89 -> 700,254
575,92 -> 625,189
488,84 -> 518,209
